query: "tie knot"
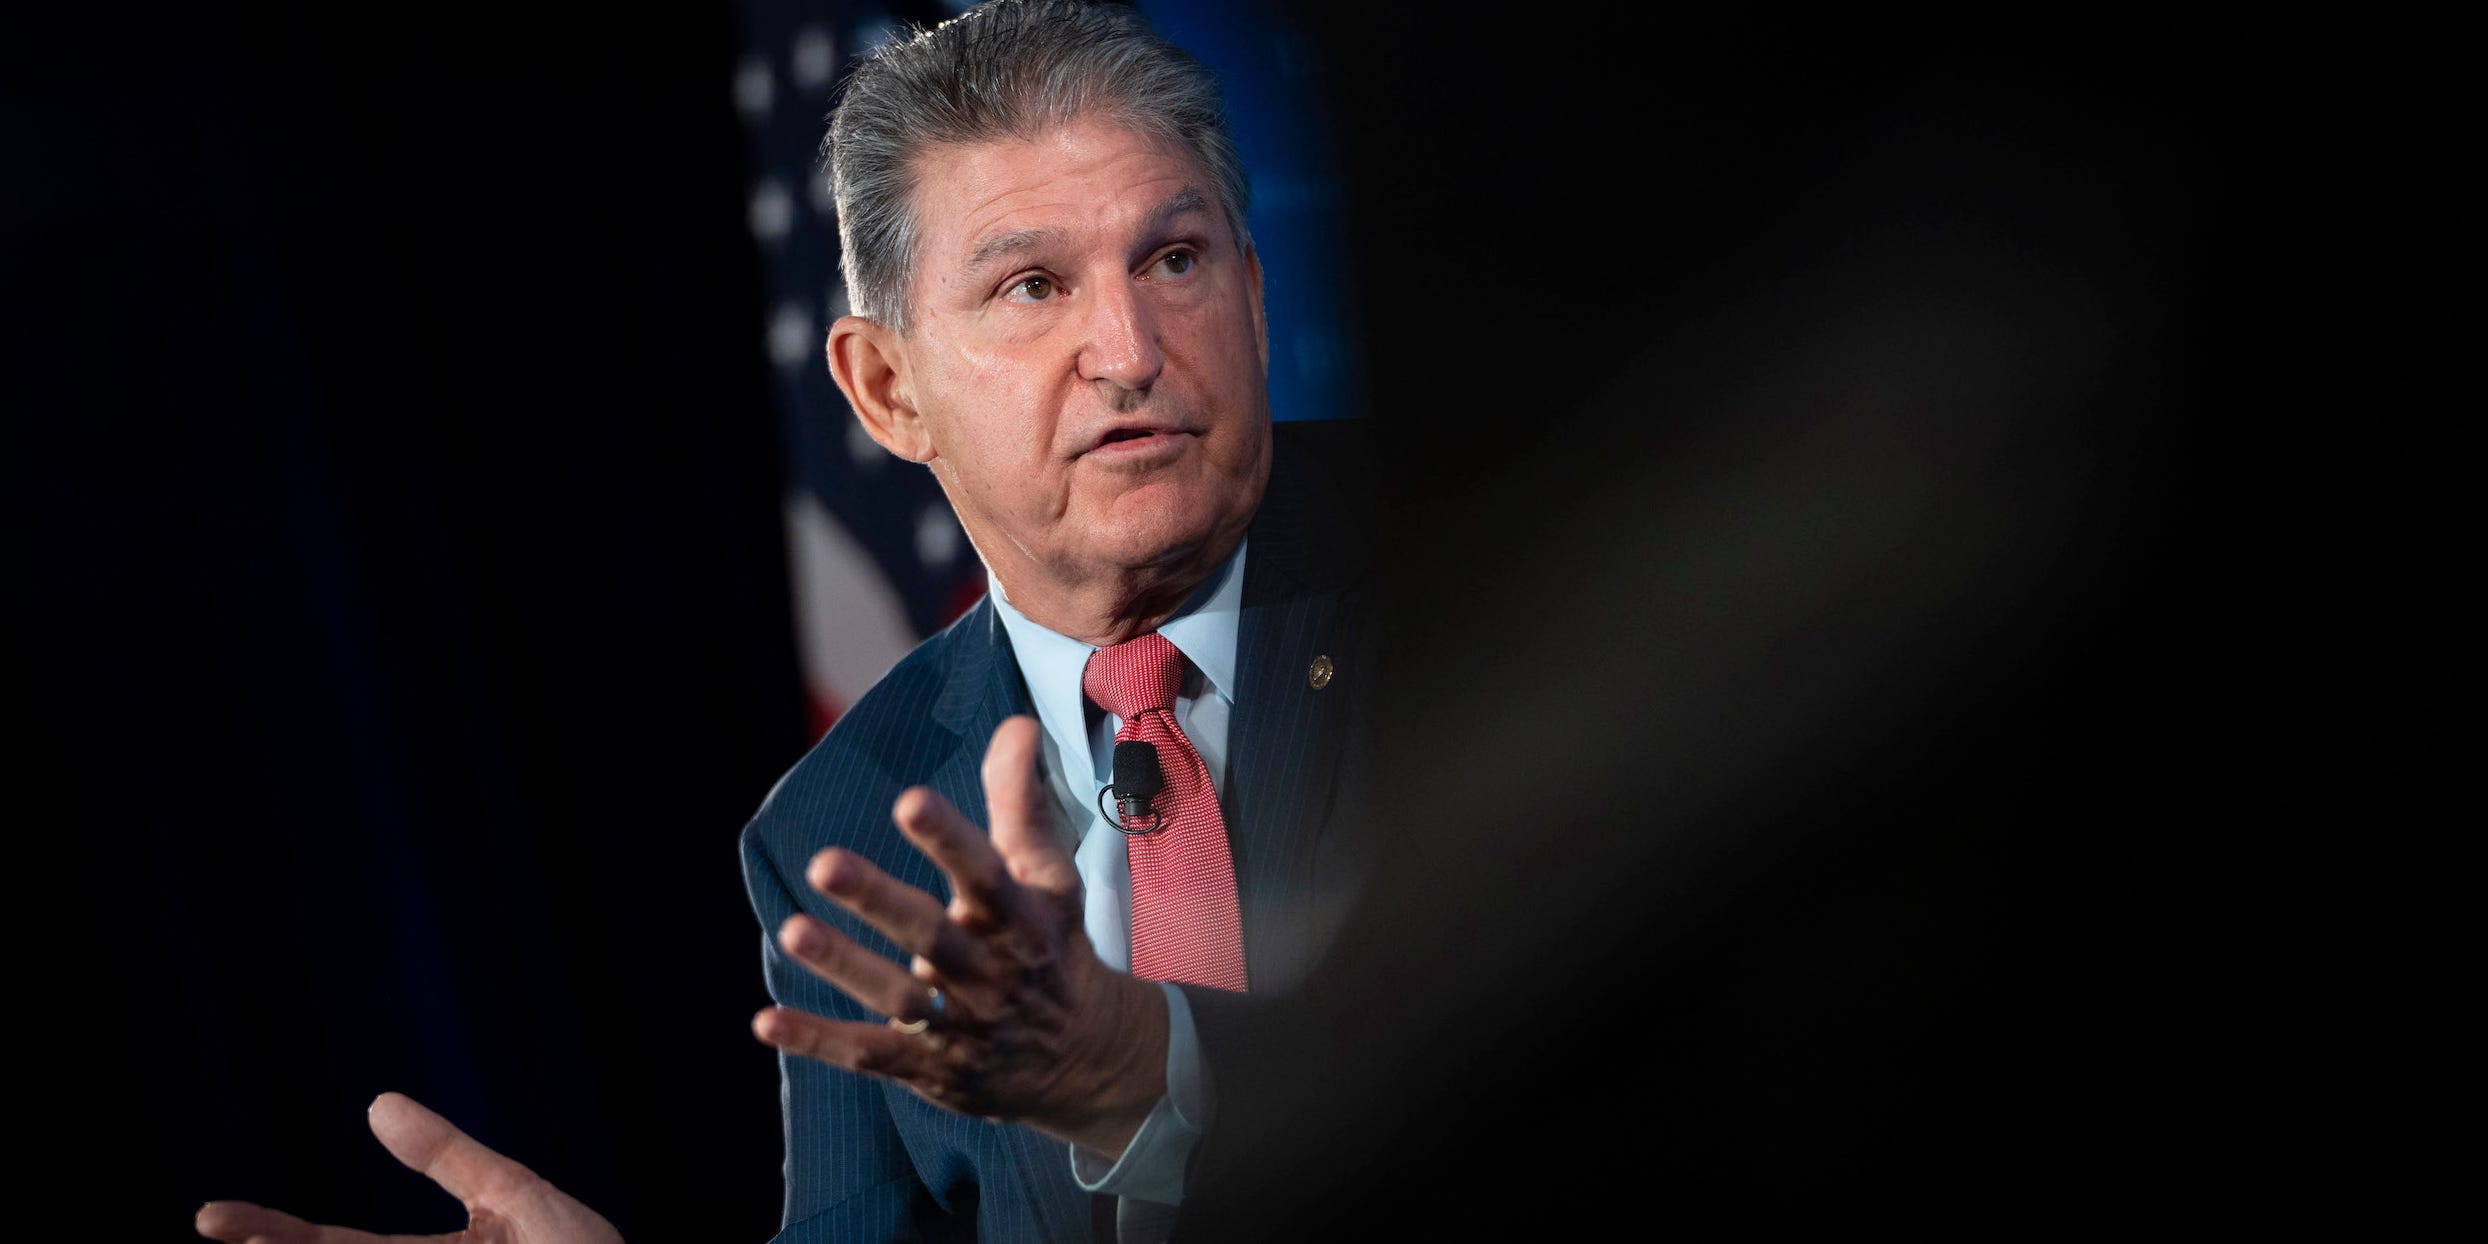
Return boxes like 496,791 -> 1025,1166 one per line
1083,632 -> 1185,720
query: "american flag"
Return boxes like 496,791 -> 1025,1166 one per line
727,1 -> 986,738
726,0 -> 1352,739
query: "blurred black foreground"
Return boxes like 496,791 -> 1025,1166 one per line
1175,7 -> 2460,1236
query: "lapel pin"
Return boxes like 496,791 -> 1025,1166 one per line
1307,654 -> 1334,690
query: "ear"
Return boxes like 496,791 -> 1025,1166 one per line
1243,240 -> 1268,375
826,315 -> 934,463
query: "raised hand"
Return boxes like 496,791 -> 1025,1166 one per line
751,715 -> 1172,1158
196,1092 -> 623,1244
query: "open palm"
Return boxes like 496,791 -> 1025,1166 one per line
196,1093 -> 622,1244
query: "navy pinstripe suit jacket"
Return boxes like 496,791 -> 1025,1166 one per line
741,423 -> 1378,1242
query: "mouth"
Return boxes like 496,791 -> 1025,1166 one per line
1084,422 -> 1196,460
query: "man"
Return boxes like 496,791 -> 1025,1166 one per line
202,4 -> 1374,1241
736,3 -> 1375,1237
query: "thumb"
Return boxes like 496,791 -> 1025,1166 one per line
367,1092 -> 537,1208
982,715 -> 1081,894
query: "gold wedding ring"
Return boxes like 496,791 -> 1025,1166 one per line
891,986 -> 942,1034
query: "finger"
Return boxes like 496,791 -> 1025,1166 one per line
889,785 -> 1015,924
807,846 -> 994,981
752,1005 -> 939,1084
194,1200 -> 401,1244
196,1200 -> 338,1243
982,716 -> 1081,895
777,913 -> 937,1022
366,1092 -> 540,1210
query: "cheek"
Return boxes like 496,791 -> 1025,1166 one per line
923,352 -> 1072,507
1171,304 -> 1268,432
1161,299 -> 1250,379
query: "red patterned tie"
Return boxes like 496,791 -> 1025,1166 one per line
1082,633 -> 1249,992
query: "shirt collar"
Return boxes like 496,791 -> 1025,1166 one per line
988,540 -> 1247,759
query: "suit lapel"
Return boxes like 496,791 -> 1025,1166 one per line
926,597 -> 1032,841
1221,432 -> 1369,991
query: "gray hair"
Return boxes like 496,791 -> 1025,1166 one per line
824,0 -> 1252,333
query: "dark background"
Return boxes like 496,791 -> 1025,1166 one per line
18,4 -> 798,1238
1201,8 -> 2465,1234
10,3 -> 2462,1238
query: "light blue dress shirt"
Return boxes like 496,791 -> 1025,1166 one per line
985,540 -> 1245,1207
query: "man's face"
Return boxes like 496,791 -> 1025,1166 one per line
887,113 -> 1270,599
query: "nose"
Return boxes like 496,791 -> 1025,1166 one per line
1076,278 -> 1165,399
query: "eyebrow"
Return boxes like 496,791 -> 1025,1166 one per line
958,187 -> 1215,282
961,226 -> 1066,283
1140,188 -> 1213,241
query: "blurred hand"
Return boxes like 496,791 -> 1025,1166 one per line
753,715 -> 1172,1158
196,1092 -> 623,1244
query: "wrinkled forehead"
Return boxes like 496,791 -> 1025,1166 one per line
903,117 -> 1230,300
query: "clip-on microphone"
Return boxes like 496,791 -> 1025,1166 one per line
1099,740 -> 1167,834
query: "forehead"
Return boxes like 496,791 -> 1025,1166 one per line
908,114 -> 1218,272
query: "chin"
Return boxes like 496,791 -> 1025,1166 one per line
1088,507 -> 1234,577
1073,451 -> 1265,572
1077,480 -> 1208,550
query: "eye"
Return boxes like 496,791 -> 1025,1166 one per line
1005,274 -> 1055,303
1154,248 -> 1196,277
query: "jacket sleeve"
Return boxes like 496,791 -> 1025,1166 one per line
745,823 -> 921,1242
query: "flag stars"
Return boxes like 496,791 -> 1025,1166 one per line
790,26 -> 837,92
750,180 -> 794,244
768,301 -> 814,372
917,506 -> 962,567
733,54 -> 773,121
